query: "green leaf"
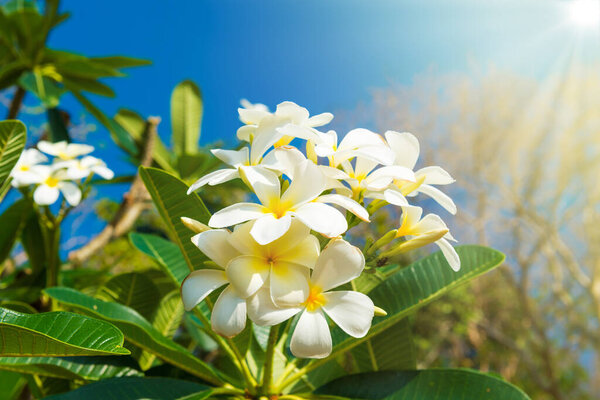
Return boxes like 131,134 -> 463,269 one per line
0,307 -> 130,356
18,71 -> 64,107
96,272 -> 161,321
43,377 -> 210,400
129,233 -> 188,286
56,60 -> 124,79
139,167 -> 211,272
171,80 -> 202,155
89,56 -> 152,69
62,76 -> 115,97
0,199 -> 30,264
44,287 -> 223,385
0,120 -> 26,188
0,355 -> 142,381
304,246 -> 504,376
20,209 -> 45,273
0,370 -> 26,400
315,369 -> 531,399
0,61 -> 27,91
46,108 -> 70,142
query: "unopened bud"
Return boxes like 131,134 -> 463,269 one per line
180,217 -> 210,233
366,229 -> 399,255
374,306 -> 387,316
380,229 -> 448,258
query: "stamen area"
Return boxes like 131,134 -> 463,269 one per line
44,176 -> 60,188
303,285 -> 327,312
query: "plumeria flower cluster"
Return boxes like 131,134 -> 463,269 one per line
181,100 -> 459,358
10,141 -> 114,207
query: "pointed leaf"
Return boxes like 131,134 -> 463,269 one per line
129,233 -> 188,286
0,120 -> 26,188
96,272 -> 161,320
171,80 -> 202,155
89,56 -> 152,69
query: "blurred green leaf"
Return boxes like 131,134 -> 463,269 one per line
20,209 -> 46,273
89,56 -> 152,69
55,60 -> 123,79
0,198 -> 30,264
0,307 -> 130,356
96,272 -> 161,321
62,76 -> 115,97
46,107 -> 70,142
18,71 -> 64,108
171,80 -> 202,155
0,370 -> 25,400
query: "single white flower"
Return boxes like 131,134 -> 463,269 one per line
180,229 -> 247,338
239,99 -> 270,125
226,219 -> 320,306
31,165 -> 82,206
209,159 -> 369,245
384,131 -> 457,214
38,141 -> 94,160
313,128 -> 395,168
396,205 -> 460,271
247,239 -> 374,359
10,149 -> 48,187
55,156 -> 114,180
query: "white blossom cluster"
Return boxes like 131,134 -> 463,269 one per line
181,100 -> 458,358
10,141 -> 114,206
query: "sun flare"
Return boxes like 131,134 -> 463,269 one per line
569,0 -> 600,27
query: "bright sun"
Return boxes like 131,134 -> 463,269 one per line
569,0 -> 600,27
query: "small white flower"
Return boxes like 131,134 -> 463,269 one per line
10,149 -> 48,187
396,205 -> 460,271
238,99 -> 271,126
208,160 -> 369,245
313,128 -> 395,168
56,156 -> 114,180
247,239 -> 374,359
384,131 -> 457,214
31,165 -> 82,206
38,141 -> 94,160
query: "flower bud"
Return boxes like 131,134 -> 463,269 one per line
180,217 -> 210,233
374,306 -> 388,316
381,229 -> 448,258
366,229 -> 398,255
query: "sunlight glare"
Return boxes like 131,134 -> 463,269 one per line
569,0 -> 600,27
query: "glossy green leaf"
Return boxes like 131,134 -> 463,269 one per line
43,377 -> 210,400
44,287 -> 222,385
0,355 -> 142,381
139,167 -> 211,272
96,272 -> 161,321
0,120 -> 26,188
129,233 -> 188,286
0,199 -> 30,264
315,369 -> 531,399
171,80 -> 202,155
0,307 -> 129,356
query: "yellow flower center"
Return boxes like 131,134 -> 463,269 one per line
394,175 -> 426,196
268,198 -> 293,219
44,176 -> 60,187
19,165 -> 29,171
57,151 -> 73,160
303,285 -> 327,312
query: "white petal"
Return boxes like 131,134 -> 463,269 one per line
274,146 -> 307,179
209,203 -> 267,228
398,205 -> 424,232
277,231 -> 320,268
67,143 -> 94,157
181,269 -> 228,311
436,238 -> 461,271
237,125 -> 256,142
290,309 -> 332,359
307,112 -> 334,127
417,184 -> 457,215
250,213 -> 292,245
211,148 -> 249,168
366,166 -> 416,189
226,255 -> 270,298
21,148 -> 47,165
250,115 -> 287,164
270,261 -> 310,307
314,130 -> 338,157
293,203 -> 347,238
211,286 -> 247,338
416,166 -> 455,185
322,291 -> 374,338
37,141 -> 62,156
413,213 -> 448,235
384,131 -> 419,169
276,123 -> 320,142
33,185 -> 59,205
239,166 -> 280,206
191,229 -> 240,268
239,108 -> 271,125
383,188 -> 409,206
316,194 -> 370,222
187,169 -> 239,194
59,182 -> 81,206
275,101 -> 309,122
311,239 -> 365,292
354,157 -> 378,177
247,288 -> 302,326
336,129 -> 395,165
281,160 -> 326,206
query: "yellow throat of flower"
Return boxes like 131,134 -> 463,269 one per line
44,176 -> 60,188
19,165 -> 30,171
303,285 -> 327,312
395,175 -> 426,196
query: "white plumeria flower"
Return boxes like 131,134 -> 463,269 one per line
37,141 -> 94,160
209,159 -> 369,245
10,149 -> 48,187
247,239 -> 374,359
396,205 -> 460,271
180,229 -> 248,338
239,99 -> 270,124
226,219 -> 320,306
55,156 -> 114,180
384,131 -> 457,214
31,165 -> 82,206
313,128 -> 395,168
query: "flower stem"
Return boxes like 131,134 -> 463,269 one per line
260,325 -> 280,395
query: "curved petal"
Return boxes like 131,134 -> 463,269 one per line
228,220 -> 263,254
414,213 -> 448,235
250,213 -> 292,245
247,288 -> 302,326
290,309 -> 332,359
226,255 -> 270,298
191,229 -> 240,268
384,131 -> 419,169
181,269 -> 228,311
187,169 -> 239,194
316,194 -> 370,222
239,108 -> 271,125
91,165 -> 114,180
237,125 -> 256,142
209,203 -> 267,228
311,239 -> 365,292
276,101 -> 309,122
276,123 -> 320,142
277,233 -> 320,268
250,115 -> 287,164
417,184 -> 457,215
211,148 -> 249,168
293,203 -> 347,238
59,182 -> 82,206
383,188 -> 409,206
366,166 -> 416,188
322,291 -> 374,338
211,286 -> 247,338
274,146 -> 307,179
37,141 -> 63,156
239,166 -> 280,206
307,112 -> 334,127
270,261 -> 310,306
416,166 -> 455,185
354,157 -> 378,177
281,160 -> 325,206
33,185 -> 59,205
436,238 -> 461,272
67,143 -> 94,157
